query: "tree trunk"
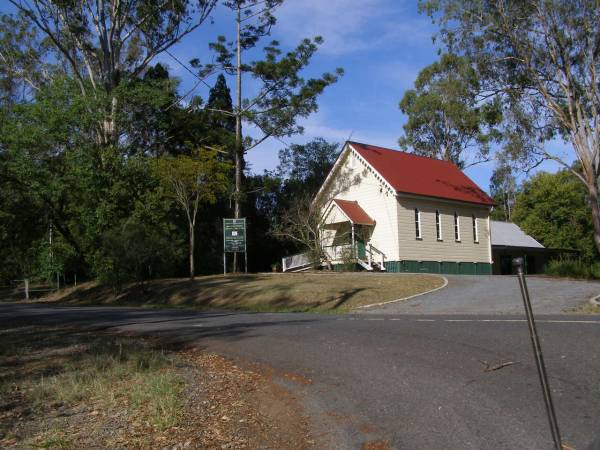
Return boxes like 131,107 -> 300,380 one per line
587,181 -> 600,255
233,4 -> 243,272
189,223 -> 195,279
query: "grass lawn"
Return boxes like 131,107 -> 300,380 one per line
41,272 -> 445,312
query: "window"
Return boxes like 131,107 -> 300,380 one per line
454,212 -> 461,241
415,208 -> 422,239
436,210 -> 442,240
472,215 -> 479,243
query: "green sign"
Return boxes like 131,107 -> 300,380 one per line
223,218 -> 246,253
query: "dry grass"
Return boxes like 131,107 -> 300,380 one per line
0,327 -> 315,448
0,327 -> 184,448
42,272 -> 445,312
568,302 -> 600,315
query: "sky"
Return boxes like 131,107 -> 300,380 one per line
4,0 -> 569,193
155,0 -> 510,182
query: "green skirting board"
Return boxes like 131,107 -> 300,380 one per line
383,260 -> 492,275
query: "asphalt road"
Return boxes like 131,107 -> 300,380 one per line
366,275 -> 600,315
2,303 -> 600,449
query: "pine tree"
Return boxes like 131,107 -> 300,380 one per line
207,74 -> 235,133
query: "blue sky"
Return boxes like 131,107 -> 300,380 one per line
5,0 -> 568,192
156,1 -> 488,176
157,0 -> 573,193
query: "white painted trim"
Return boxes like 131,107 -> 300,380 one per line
313,143 -> 352,205
314,142 -> 396,205
436,209 -> 442,241
454,212 -> 461,242
354,276 -> 449,309
323,199 -> 352,224
487,212 -> 493,264
347,143 -> 396,194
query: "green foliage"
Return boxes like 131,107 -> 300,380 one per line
512,170 -> 597,262
0,76 -> 185,284
399,54 -> 501,168
0,1 -> 340,281
94,219 -> 181,292
489,155 -> 517,221
277,138 -> 340,198
154,149 -> 231,278
193,1 -> 343,224
545,259 -> 600,280
0,12 -> 53,103
154,149 -> 231,208
419,0 -> 600,253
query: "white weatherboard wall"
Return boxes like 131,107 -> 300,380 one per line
321,148 -> 400,261
397,196 -> 492,263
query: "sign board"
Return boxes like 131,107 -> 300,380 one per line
223,218 -> 246,253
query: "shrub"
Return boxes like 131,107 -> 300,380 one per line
545,258 -> 600,280
93,220 -> 179,292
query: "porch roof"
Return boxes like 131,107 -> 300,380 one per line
332,199 -> 375,226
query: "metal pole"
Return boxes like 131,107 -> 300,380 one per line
513,257 -> 563,450
245,250 -> 248,273
223,252 -> 226,276
24,278 -> 29,300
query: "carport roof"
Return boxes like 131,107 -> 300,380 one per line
491,221 -> 544,249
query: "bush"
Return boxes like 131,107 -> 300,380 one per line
93,220 -> 179,292
545,258 -> 600,280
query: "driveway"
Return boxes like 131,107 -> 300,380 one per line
365,275 -> 600,315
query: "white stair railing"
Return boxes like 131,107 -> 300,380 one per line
282,243 -> 386,272
282,252 -> 311,272
367,244 -> 387,271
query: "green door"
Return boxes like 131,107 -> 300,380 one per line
356,239 -> 366,259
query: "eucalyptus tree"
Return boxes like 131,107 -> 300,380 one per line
399,53 -> 502,168
193,0 -> 343,221
420,0 -> 600,252
6,0 -> 216,149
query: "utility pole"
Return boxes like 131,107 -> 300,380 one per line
233,1 -> 243,272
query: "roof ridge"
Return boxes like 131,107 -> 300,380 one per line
347,141 -> 457,165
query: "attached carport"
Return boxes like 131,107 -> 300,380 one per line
490,221 -> 558,275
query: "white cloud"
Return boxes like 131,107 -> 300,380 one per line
274,0 -> 434,56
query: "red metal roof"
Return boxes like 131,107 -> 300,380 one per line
333,199 -> 375,225
349,142 -> 495,206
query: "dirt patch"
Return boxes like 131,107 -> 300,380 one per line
180,350 -> 312,449
363,440 -> 390,450
568,302 -> 600,315
0,326 -> 313,449
36,272 -> 445,312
